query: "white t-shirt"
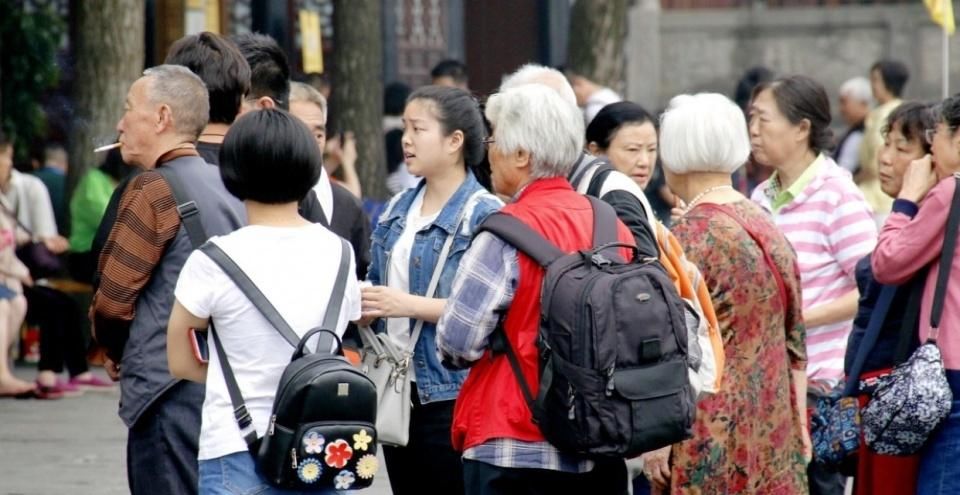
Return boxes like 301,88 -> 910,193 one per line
312,167 -> 335,223
174,223 -> 361,461
584,87 -> 622,125
385,190 -> 438,355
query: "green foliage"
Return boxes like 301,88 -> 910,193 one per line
0,0 -> 64,164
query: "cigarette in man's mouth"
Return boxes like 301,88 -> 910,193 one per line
94,142 -> 122,153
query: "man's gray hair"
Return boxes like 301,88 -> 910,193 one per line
289,81 -> 327,118
142,64 -> 209,139
499,64 -> 578,109
840,76 -> 873,105
485,84 -> 584,179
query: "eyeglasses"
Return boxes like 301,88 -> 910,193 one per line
482,137 -> 496,149
925,125 -> 958,145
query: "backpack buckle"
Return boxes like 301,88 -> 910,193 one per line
176,200 -> 199,219
234,405 -> 253,429
590,253 -> 612,267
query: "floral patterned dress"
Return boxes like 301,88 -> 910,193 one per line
669,200 -> 808,494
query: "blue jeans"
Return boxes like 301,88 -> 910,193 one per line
199,451 -> 339,495
917,371 -> 960,495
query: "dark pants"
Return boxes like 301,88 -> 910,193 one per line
26,285 -> 88,376
127,380 -> 204,495
917,370 -> 960,495
463,458 -> 628,495
382,391 -> 464,495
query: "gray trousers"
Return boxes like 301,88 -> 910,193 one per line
127,380 -> 205,495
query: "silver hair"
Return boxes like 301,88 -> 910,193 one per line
839,77 -> 873,105
499,64 -> 578,109
659,93 -> 750,175
485,84 -> 584,179
142,64 -> 209,139
289,81 -> 327,118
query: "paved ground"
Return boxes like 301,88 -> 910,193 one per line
0,365 -> 392,495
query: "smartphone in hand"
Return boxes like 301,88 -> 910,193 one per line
189,328 -> 209,364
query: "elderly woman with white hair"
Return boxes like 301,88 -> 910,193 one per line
642,93 -> 810,494
437,83 -> 636,494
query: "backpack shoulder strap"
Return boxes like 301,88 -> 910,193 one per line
157,167 -> 208,248
475,212 -> 564,267
199,242 -> 301,347
586,163 -> 616,198
587,195 -> 619,249
843,286 -> 896,396
569,154 -> 604,191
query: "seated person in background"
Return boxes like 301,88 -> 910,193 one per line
68,147 -> 129,284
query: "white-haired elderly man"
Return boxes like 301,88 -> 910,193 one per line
834,76 -> 873,174
499,63 -> 659,260
436,84 -> 635,494
91,64 -> 245,495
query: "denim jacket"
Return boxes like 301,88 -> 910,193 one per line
368,172 -> 502,404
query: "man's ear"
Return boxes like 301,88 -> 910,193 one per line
257,96 -> 277,110
157,104 -> 174,133
586,142 -> 602,156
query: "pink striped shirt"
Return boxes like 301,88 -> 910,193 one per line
752,156 -> 878,385
872,176 -> 960,371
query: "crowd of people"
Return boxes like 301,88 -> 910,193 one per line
2,28 -> 959,495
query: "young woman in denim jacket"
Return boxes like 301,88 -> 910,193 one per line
360,86 -> 502,495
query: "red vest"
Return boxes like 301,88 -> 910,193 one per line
450,177 -> 635,451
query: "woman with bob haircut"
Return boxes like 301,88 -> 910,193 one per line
167,109 -> 361,494
640,93 -> 809,494
871,94 -> 960,495
360,85 -> 502,495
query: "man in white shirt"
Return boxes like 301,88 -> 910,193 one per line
564,69 -> 622,125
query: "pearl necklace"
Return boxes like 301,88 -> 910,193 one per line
683,185 -> 734,214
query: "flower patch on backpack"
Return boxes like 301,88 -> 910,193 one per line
353,429 -> 373,451
334,470 -> 356,489
297,458 -> 322,484
356,454 -> 379,479
324,439 -> 353,468
302,431 -> 326,454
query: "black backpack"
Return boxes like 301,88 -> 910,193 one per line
201,241 -> 379,491
159,168 -> 378,491
476,196 -> 695,457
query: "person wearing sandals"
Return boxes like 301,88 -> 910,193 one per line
167,109 -> 361,494
359,86 -> 502,495
0,154 -> 31,398
842,102 -> 933,495
871,94 -> 960,495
